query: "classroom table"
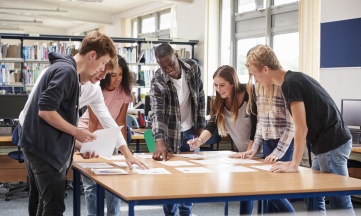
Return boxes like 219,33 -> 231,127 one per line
72,151 -> 361,216
352,147 -> 361,154
0,135 -> 12,146
131,128 -> 146,152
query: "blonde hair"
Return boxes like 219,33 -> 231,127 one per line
245,44 -> 282,114
212,65 -> 246,137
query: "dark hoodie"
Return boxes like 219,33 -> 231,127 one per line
19,52 -> 79,171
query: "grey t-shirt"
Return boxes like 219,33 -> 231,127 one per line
224,102 -> 263,157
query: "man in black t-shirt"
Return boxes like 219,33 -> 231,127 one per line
245,44 -> 354,213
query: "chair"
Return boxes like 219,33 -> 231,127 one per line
126,125 -> 132,144
5,125 -> 29,201
144,129 -> 156,153
126,114 -> 139,129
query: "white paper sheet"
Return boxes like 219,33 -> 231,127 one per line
80,126 -> 121,159
134,154 -> 153,159
91,168 -> 128,175
251,165 -> 310,171
77,163 -> 114,169
112,161 -> 148,169
175,167 -> 213,173
189,159 -> 222,165
174,154 -> 206,159
134,168 -> 171,175
220,158 -> 262,164
101,155 -> 125,160
158,160 -> 195,166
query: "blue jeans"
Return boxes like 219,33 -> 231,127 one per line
239,200 -> 254,215
262,139 -> 295,213
163,127 -> 194,216
310,139 -> 354,213
23,148 -> 69,216
83,175 -> 121,216
83,148 -> 121,216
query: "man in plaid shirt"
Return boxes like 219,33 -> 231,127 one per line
149,43 -> 206,216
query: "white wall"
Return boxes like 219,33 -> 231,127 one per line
319,0 -> 361,109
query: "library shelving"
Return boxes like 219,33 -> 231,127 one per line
0,33 -> 198,99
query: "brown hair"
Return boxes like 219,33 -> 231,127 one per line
246,45 -> 281,114
212,65 -> 245,137
78,31 -> 116,59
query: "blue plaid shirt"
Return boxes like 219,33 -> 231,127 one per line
149,58 -> 206,153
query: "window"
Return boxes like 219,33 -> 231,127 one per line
274,0 -> 298,6
220,0 -> 299,84
220,0 -> 231,66
236,37 -> 265,83
132,20 -> 138,38
141,17 -> 155,34
238,0 -> 265,13
273,32 -> 299,71
132,9 -> 171,39
160,13 -> 171,30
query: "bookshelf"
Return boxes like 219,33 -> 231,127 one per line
0,33 -> 198,99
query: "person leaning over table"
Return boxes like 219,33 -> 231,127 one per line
236,83 -> 296,214
245,44 -> 354,214
76,55 -> 148,216
187,65 -> 258,215
149,43 -> 206,216
18,31 -> 115,216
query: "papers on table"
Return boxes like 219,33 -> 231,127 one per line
188,158 -> 261,165
91,168 -> 128,175
174,154 -> 206,159
189,159 -> 221,165
101,155 -> 125,160
134,168 -> 171,175
112,161 -> 148,169
135,154 -> 153,159
158,160 -> 195,166
77,163 -> 113,169
175,167 -> 213,173
251,165 -> 310,171
220,158 -> 262,164
80,127 -> 121,159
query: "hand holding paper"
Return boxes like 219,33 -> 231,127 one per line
80,126 -> 122,159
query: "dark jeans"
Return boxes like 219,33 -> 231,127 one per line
23,149 -> 70,216
163,127 -> 194,216
263,139 -> 295,213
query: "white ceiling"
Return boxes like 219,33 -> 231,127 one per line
0,0 -> 186,32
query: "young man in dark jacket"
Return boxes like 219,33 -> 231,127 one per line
18,31 -> 116,216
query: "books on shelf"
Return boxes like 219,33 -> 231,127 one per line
116,45 -> 137,63
22,42 -> 79,61
1,43 -> 21,59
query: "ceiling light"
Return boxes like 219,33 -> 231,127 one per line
0,19 -> 43,26
0,7 -> 68,16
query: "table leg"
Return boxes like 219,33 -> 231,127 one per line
129,201 -> 135,216
96,184 -> 105,216
136,139 -> 140,153
224,201 -> 229,216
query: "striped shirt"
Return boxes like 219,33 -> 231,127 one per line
149,58 -> 206,153
252,85 -> 294,158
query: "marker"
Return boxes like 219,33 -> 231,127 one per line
193,135 -> 200,153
